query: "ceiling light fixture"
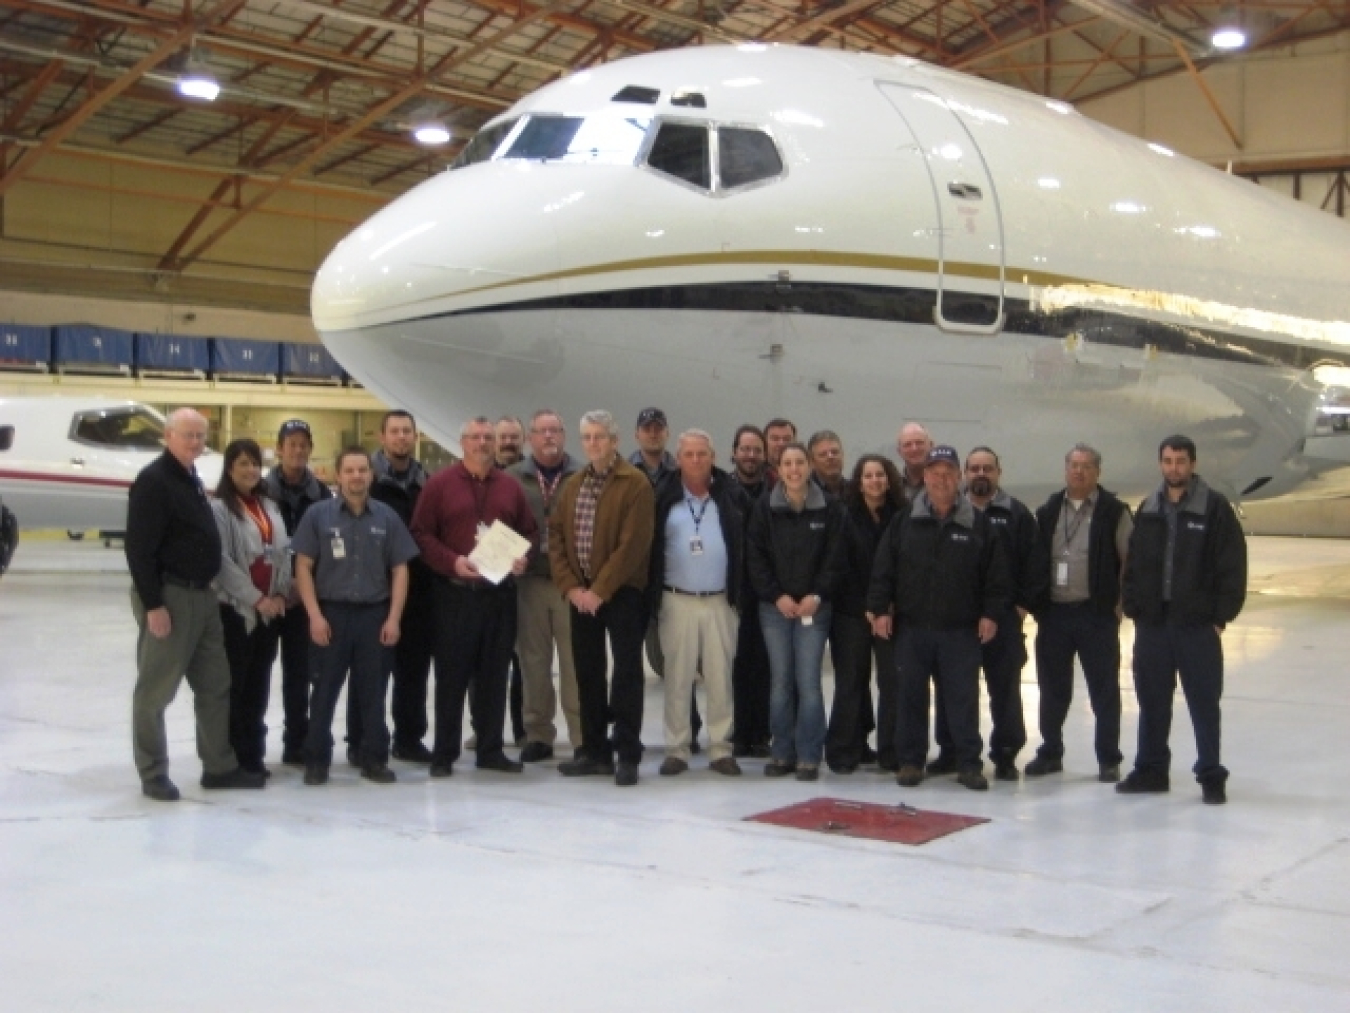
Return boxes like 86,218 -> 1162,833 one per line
177,48 -> 220,102
410,105 -> 451,146
1212,8 -> 1247,50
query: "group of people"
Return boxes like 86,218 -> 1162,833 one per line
124,404 -> 1247,806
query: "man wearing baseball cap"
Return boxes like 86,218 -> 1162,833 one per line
264,417 -> 333,765
866,445 -> 1010,790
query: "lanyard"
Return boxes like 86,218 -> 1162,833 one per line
686,494 -> 710,532
241,496 -> 273,544
536,469 -> 564,512
1062,499 -> 1089,554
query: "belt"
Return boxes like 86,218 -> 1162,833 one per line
445,576 -> 509,592
163,573 -> 212,591
664,585 -> 725,598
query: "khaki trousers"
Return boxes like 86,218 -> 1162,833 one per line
659,591 -> 738,762
130,584 -> 237,782
515,575 -> 581,747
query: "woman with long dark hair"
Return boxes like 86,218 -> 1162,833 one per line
212,438 -> 291,775
827,453 -> 906,772
746,442 -> 847,781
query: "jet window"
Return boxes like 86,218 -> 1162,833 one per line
70,407 -> 165,450
452,118 -> 520,169
500,114 -> 651,165
645,122 -> 711,190
0,425 -> 12,452
717,127 -> 783,190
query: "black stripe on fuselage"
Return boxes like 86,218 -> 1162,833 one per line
417,281 -> 1349,372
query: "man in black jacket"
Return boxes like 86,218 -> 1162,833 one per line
648,431 -> 750,775
931,447 -> 1049,780
1027,443 -> 1133,783
263,418 -> 333,766
1119,436 -> 1246,804
867,445 -> 1010,791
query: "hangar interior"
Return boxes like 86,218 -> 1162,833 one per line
2,2 -> 1349,1009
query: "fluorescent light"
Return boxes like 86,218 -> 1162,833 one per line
1212,27 -> 1246,49
413,121 -> 451,146
177,56 -> 220,102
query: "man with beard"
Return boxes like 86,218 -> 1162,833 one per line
728,425 -> 772,757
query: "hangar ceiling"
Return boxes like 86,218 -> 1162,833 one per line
0,0 -> 1346,312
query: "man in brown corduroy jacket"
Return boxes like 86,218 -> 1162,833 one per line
549,409 -> 654,786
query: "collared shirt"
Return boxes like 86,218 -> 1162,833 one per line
663,486 -> 727,594
628,448 -> 676,487
1049,489 -> 1133,603
263,465 -> 332,536
292,496 -> 418,604
409,463 -> 537,578
1161,477 -> 1197,602
575,455 -> 615,579
125,451 -> 221,610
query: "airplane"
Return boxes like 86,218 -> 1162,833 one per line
311,43 -> 1350,504
0,397 -> 223,535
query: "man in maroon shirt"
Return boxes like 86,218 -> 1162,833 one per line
411,416 -> 537,777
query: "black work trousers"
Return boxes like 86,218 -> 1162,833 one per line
826,612 -> 896,769
431,579 -> 517,767
279,604 -> 312,752
1033,603 -> 1123,766
895,625 -> 983,772
220,606 -> 282,770
731,601 -> 771,751
348,584 -> 435,752
306,602 -> 392,767
935,607 -> 1028,762
1132,621 -> 1227,782
570,585 -> 646,765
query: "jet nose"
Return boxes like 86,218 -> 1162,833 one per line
311,163 -> 563,332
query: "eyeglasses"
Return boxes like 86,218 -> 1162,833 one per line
531,426 -> 564,435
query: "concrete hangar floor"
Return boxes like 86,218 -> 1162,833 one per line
1,536 -> 1346,1011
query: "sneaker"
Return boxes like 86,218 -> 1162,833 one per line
896,765 -> 924,787
200,767 -> 266,790
1201,779 -> 1227,805
659,757 -> 688,776
1024,755 -> 1064,777
925,751 -> 958,775
957,768 -> 989,791
764,760 -> 796,777
615,761 -> 639,787
519,742 -> 554,763
994,759 -> 1020,781
303,764 -> 328,786
558,756 -> 615,777
795,765 -> 820,782
391,741 -> 434,764
709,757 -> 742,776
429,762 -> 454,779
141,775 -> 180,801
1098,763 -> 1122,784
1115,768 -> 1170,794
361,764 -> 397,784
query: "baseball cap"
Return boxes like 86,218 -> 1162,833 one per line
926,445 -> 960,468
277,418 -> 313,442
636,407 -> 667,428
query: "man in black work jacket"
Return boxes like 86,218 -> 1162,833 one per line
1027,443 -> 1133,783
867,445 -> 1010,791
263,418 -> 333,766
931,447 -> 1049,781
1120,435 -> 1246,805
126,408 -> 264,801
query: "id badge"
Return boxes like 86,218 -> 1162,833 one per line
331,536 -> 346,560
1055,561 -> 1069,586
690,535 -> 704,556
476,522 -> 489,543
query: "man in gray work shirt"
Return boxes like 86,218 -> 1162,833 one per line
293,447 -> 419,786
1027,443 -> 1134,783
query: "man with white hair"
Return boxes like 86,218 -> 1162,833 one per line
896,422 -> 933,502
647,429 -> 750,776
125,408 -> 264,800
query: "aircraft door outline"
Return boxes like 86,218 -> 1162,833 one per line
877,82 -> 1006,336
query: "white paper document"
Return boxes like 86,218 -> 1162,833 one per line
467,520 -> 532,584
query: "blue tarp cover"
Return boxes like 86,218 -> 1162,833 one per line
281,342 -> 341,379
135,333 -> 210,372
0,324 -> 51,366
211,337 -> 280,376
53,324 -> 134,368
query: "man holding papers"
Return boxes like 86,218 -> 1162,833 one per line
411,416 -> 537,778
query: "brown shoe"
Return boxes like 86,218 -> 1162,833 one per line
659,757 -> 689,776
896,764 -> 924,787
709,757 -> 742,777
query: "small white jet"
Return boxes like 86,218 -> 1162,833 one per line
313,43 -> 1350,503
0,397 -> 222,534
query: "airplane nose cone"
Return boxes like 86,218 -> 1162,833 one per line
311,164 -> 563,332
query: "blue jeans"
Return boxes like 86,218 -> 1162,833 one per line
759,602 -> 832,767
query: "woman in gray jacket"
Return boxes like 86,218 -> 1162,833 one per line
213,439 -> 291,776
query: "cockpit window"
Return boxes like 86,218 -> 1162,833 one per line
70,407 -> 165,450
718,127 -> 783,189
499,114 -> 651,165
452,118 -> 519,169
645,122 -> 711,190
